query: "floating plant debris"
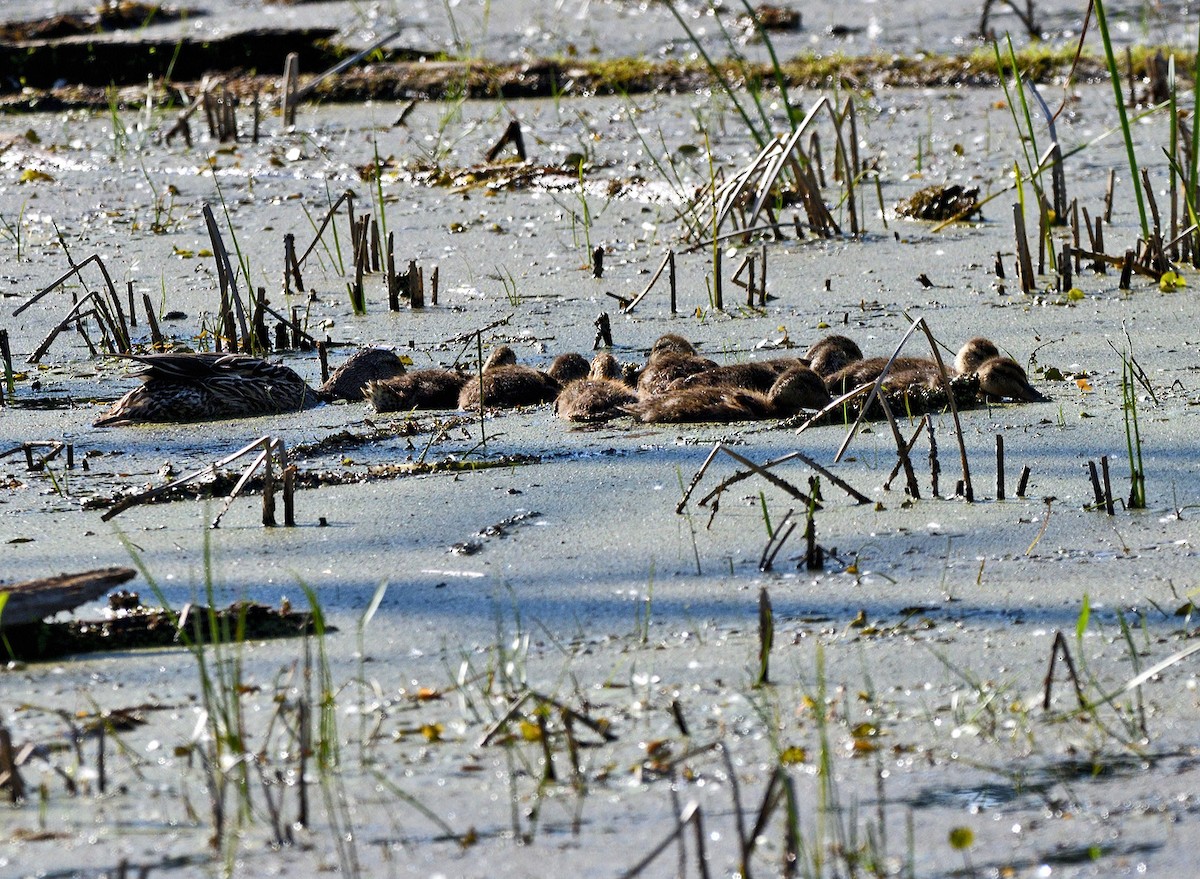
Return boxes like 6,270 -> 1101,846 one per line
896,184 -> 981,222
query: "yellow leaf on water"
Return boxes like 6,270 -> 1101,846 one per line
1075,377 -> 1093,392
420,722 -> 444,743
1066,287 -> 1085,301
519,720 -> 542,742
1159,271 -> 1187,292
19,168 -> 53,183
779,745 -> 807,764
948,826 -> 975,850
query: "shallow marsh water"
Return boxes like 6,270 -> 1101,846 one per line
3,4 -> 1200,876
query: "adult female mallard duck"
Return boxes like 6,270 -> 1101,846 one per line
94,352 -> 322,426
554,352 -> 638,423
629,364 -> 831,424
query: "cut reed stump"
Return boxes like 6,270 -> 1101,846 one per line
0,567 -> 136,629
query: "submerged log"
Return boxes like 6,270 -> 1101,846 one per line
0,567 -> 136,629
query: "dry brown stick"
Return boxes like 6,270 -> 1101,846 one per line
1100,455 -> 1115,514
27,292 -> 105,363
875,392 -> 920,498
1042,630 -> 1088,710
1016,464 -> 1031,497
622,249 -> 672,314
883,413 -> 929,492
0,723 -> 25,803
142,294 -> 164,347
695,447 -> 869,510
1087,459 -> 1105,507
203,203 -> 251,350
297,190 -> 354,267
687,444 -> 817,511
101,436 -> 273,522
913,317 -> 974,501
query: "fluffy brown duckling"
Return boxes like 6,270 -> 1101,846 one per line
669,357 -> 807,394
554,352 -> 639,423
319,348 -> 407,401
954,337 -> 1001,375
629,364 -> 831,424
826,355 -> 945,396
975,356 -> 1047,402
547,352 -> 590,385
457,345 -> 561,409
366,367 -> 467,412
636,334 -> 719,397
952,338 -> 1046,402
805,334 -> 864,378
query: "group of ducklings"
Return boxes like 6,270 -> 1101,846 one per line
93,332 -> 1045,427
367,331 -> 1045,425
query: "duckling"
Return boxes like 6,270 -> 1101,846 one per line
636,334 -> 719,397
458,345 -> 561,409
555,352 -> 639,422
976,356 -> 1047,402
669,357 -> 807,394
95,352 -> 320,426
319,348 -> 407,401
826,356 -> 944,395
805,334 -> 864,378
547,352 -> 590,385
629,364 -> 830,424
954,337 -> 1001,376
366,368 -> 467,412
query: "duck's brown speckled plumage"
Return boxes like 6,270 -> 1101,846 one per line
95,353 -> 321,426
458,346 -> 561,409
319,348 -> 407,401
366,368 -> 467,412
805,334 -> 864,378
630,364 -> 831,424
636,335 -> 718,397
669,357 -> 806,394
554,352 -> 638,423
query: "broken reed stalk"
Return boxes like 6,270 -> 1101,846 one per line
822,317 -> 973,501
592,312 -> 613,349
759,508 -> 797,572
677,443 -> 819,515
1087,459 -> 1105,508
1042,630 -> 1088,710
623,249 -> 673,314
0,329 -> 13,398
802,476 -> 825,571
203,203 -> 251,352
618,800 -> 709,879
17,254 -> 132,361
1100,454 -> 1115,514
926,416 -> 941,496
875,392 -> 921,499
0,721 -> 25,803
296,189 -> 354,268
755,588 -> 773,687
102,436 -> 296,528
996,434 -> 1006,500
1016,464 -> 1031,497
1013,202 -> 1035,292
883,414 -> 929,492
